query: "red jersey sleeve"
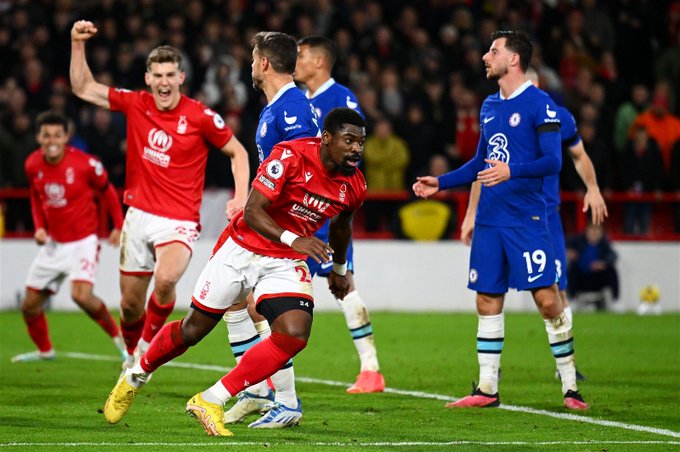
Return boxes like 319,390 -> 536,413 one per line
251,142 -> 299,202
108,87 -> 137,113
24,154 -> 46,231
82,154 -> 124,230
198,106 -> 233,149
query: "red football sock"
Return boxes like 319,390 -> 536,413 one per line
140,320 -> 188,373
85,303 -> 120,337
121,314 -> 145,355
220,332 -> 306,396
24,311 -> 52,352
141,294 -> 175,343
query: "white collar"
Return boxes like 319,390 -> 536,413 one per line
500,80 -> 532,100
307,78 -> 335,99
268,81 -> 297,106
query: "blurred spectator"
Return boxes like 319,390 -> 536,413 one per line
362,116 -> 410,231
561,120 -> 611,193
566,222 -> 620,309
81,109 -> 126,187
400,103 -> 441,182
622,127 -> 665,235
629,84 -> 680,175
613,83 -> 649,154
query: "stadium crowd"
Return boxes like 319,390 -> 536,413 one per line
1,0 -> 680,235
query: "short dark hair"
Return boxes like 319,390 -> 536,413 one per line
297,35 -> 338,67
251,31 -> 297,74
323,108 -> 365,135
36,110 -> 68,132
146,45 -> 183,72
491,30 -> 533,72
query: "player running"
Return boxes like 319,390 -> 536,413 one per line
103,108 -> 367,436
69,20 -> 250,368
13,111 -> 125,363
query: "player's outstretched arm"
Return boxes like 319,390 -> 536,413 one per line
220,136 -> 250,220
243,189 -> 333,263
412,176 -> 440,198
70,20 -> 111,109
569,141 -> 608,225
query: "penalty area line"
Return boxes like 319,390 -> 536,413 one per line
64,351 -> 680,440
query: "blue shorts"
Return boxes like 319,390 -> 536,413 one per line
468,223 -> 558,293
547,208 -> 568,291
306,221 -> 355,277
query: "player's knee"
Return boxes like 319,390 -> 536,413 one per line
70,285 -> 93,306
21,289 -> 46,315
179,317 -> 213,346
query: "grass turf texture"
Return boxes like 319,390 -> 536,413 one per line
1,311 -> 678,451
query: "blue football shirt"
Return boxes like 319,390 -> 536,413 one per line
543,105 -> 581,209
256,82 -> 320,163
473,82 -> 562,228
305,78 -> 364,123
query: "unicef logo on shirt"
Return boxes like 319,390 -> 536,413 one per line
147,128 -> 173,152
487,133 -> 510,164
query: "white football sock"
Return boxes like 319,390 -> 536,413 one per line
477,313 -> 504,395
337,290 -> 379,372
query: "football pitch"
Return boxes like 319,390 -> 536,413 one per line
1,310 -> 678,451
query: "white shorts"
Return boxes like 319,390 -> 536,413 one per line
120,207 -> 200,274
25,234 -> 100,293
191,237 -> 314,316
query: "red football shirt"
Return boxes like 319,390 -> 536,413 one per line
25,146 -> 112,243
109,88 -> 234,222
226,137 -> 366,260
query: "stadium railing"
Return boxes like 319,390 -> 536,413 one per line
1,188 -> 679,241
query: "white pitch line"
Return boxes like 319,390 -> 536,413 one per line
2,441 -> 680,448
63,352 -> 680,439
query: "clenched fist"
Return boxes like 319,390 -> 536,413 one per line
71,20 -> 98,41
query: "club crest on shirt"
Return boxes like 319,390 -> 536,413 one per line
266,159 -> 284,179
199,281 -> 210,300
509,113 -> 521,127
339,183 -> 347,202
177,115 -> 188,134
260,121 -> 267,137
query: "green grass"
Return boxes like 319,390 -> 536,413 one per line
1,310 -> 679,451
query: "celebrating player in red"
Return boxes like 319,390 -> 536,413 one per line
12,111 -> 125,363
69,20 -> 250,368
103,107 -> 366,436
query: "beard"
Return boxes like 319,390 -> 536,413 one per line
486,65 -> 508,81
252,75 -> 263,92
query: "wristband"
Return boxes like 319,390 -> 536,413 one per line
332,261 -> 348,276
280,230 -> 299,247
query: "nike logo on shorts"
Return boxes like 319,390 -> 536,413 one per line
528,274 -> 543,283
